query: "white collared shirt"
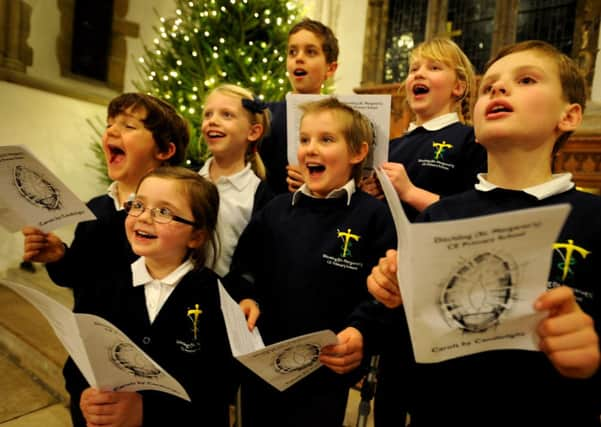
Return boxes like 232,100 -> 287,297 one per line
406,112 -> 460,134
107,181 -> 122,210
292,179 -> 356,206
475,172 -> 575,200
199,158 -> 261,276
131,257 -> 194,323
107,182 -> 135,211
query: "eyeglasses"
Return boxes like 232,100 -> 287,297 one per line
124,200 -> 197,226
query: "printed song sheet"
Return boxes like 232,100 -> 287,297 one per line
375,169 -> 571,363
285,94 -> 390,177
0,145 -> 95,232
1,279 -> 190,401
218,281 -> 337,391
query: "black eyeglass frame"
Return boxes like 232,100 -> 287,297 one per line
124,200 -> 197,227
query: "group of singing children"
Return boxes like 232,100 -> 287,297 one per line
20,14 -> 600,427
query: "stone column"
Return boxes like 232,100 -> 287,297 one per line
0,0 -> 32,72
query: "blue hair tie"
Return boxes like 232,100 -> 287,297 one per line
242,97 -> 267,114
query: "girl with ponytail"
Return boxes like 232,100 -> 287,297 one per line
199,83 -> 273,277
363,37 -> 486,221
363,38 -> 488,427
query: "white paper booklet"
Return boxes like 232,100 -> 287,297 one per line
375,169 -> 571,363
1,279 -> 190,401
285,94 -> 391,177
218,280 -> 337,391
0,145 -> 96,232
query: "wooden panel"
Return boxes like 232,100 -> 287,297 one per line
554,134 -> 601,195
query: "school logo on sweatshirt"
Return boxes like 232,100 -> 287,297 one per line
432,140 -> 453,160
176,303 -> 203,353
322,228 -> 364,271
417,140 -> 455,171
337,228 -> 360,258
552,239 -> 591,281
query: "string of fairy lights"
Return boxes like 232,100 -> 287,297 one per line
132,0 -> 303,166
137,1 -> 298,111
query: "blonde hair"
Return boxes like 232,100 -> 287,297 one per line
299,97 -> 373,183
409,37 -> 476,124
205,84 -> 271,180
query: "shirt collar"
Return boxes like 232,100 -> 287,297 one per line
292,179 -> 355,206
107,182 -> 136,211
131,256 -> 195,287
198,157 -> 256,191
474,172 -> 574,200
198,158 -> 211,178
407,112 -> 460,133
107,182 -> 123,210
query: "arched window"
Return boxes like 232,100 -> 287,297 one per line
70,0 -> 114,82
363,0 -> 600,91
1,0 -> 139,102
58,0 -> 139,92
359,0 -> 601,197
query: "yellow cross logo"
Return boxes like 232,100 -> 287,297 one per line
433,141 -> 453,160
187,304 -> 202,340
337,228 -> 360,258
553,239 -> 590,281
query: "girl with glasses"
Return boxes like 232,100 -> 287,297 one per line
21,92 -> 190,426
79,166 -> 251,426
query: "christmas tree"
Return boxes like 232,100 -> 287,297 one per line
134,0 -> 304,169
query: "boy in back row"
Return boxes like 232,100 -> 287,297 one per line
261,18 -> 339,194
368,40 -> 600,426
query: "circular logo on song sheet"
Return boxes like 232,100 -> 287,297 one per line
14,165 -> 61,210
441,252 -> 515,333
274,344 -> 321,373
111,342 -> 162,378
